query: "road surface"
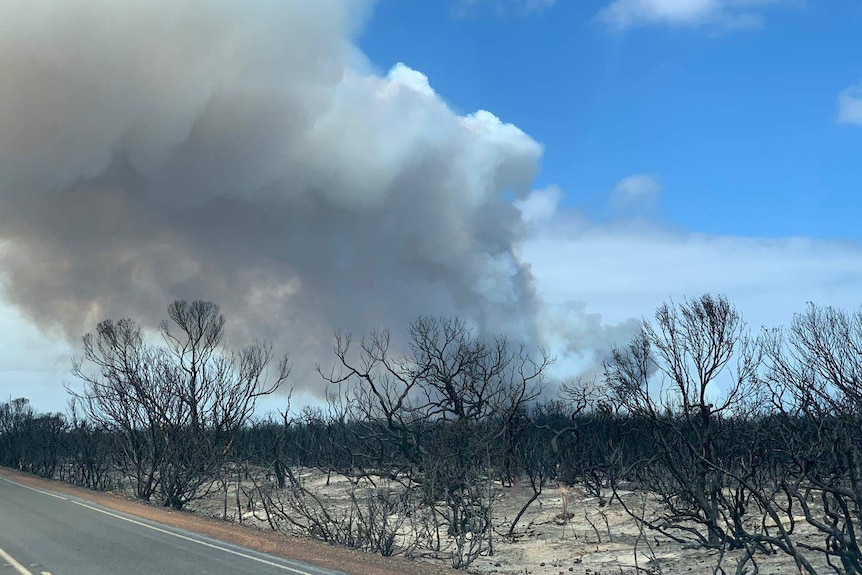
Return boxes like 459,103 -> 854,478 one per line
0,476 -> 345,575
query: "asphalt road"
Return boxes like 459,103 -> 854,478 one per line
0,477 -> 345,575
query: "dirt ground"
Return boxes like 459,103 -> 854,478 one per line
1,466 -> 831,574
184,469 -> 828,575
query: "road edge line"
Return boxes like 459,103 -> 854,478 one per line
68,500 -> 315,575
0,545 -> 35,575
0,477 -> 68,501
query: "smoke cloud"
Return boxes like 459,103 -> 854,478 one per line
0,0 -> 565,388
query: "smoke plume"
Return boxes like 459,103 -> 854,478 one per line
0,0 -> 558,387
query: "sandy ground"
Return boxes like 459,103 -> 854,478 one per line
185,469 -> 829,575
1,466 -> 833,574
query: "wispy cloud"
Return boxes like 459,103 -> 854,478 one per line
837,82 -> 862,127
610,174 -> 661,209
597,0 -> 792,31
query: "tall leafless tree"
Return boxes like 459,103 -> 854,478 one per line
70,300 -> 290,509
321,315 -> 551,566
762,303 -> 862,574
605,294 -> 763,548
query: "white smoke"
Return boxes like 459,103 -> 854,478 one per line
0,0 -> 570,391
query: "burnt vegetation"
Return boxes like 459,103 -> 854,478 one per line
4,295 -> 862,572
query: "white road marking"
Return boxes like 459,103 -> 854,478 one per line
68,501 -> 315,575
0,478 -> 68,501
40,572 -> 53,575
0,545 -> 35,575
1,475 -> 322,575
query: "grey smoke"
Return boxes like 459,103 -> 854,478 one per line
0,0 -> 637,391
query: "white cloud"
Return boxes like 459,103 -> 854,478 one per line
519,216 -> 862,386
597,0 -> 791,31
522,213 -> 862,331
837,82 -> 862,126
610,174 -> 661,209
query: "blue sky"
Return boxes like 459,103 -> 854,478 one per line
2,0 -> 862,412
360,0 -> 862,239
